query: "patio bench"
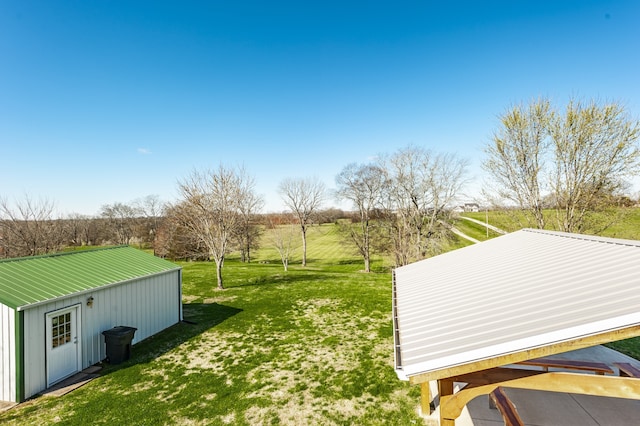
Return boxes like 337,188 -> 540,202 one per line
489,386 -> 524,426
516,357 -> 614,375
614,362 -> 640,378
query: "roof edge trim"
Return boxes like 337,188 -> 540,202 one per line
0,245 -> 130,264
400,315 -> 640,384
522,228 -> 640,247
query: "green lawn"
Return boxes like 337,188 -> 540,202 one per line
2,221 -> 639,424
0,224 -> 421,425
452,217 -> 503,241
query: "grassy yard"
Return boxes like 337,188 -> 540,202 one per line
2,220 -> 639,424
0,225 -> 422,425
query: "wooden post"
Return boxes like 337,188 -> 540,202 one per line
439,379 -> 456,426
420,382 -> 431,415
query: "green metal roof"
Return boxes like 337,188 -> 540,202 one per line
0,246 -> 181,310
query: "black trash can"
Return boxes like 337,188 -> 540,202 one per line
102,326 -> 137,364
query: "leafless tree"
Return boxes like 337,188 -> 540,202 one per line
100,202 -> 138,245
155,203 -> 202,260
234,180 -> 264,263
0,196 -> 67,257
483,97 -> 640,233
176,165 -> 257,290
278,176 -> 325,267
379,146 -> 468,266
66,213 -> 100,247
134,195 -> 167,250
335,163 -> 388,272
267,213 -> 298,271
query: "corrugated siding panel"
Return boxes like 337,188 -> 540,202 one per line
0,304 -> 16,402
393,229 -> 640,378
0,246 -> 180,309
21,270 -> 181,400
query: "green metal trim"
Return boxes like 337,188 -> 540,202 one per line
15,310 -> 25,402
179,269 -> 184,322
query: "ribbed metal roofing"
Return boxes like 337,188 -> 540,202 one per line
0,246 -> 181,310
393,228 -> 640,381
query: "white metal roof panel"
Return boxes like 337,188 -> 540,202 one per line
393,228 -> 640,380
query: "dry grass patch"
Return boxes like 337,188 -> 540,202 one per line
0,245 -> 424,425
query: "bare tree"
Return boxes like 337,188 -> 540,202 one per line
100,202 -> 138,245
0,196 -> 67,257
267,213 -> 298,271
278,177 -> 325,267
134,195 -> 166,250
155,203 -> 203,260
379,146 -> 468,265
484,97 -> 640,233
234,179 -> 264,263
335,163 -> 387,272
176,165 -> 256,290
66,213 -> 99,247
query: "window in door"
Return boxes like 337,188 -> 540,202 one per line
51,312 -> 72,348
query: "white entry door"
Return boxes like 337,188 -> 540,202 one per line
46,305 -> 82,387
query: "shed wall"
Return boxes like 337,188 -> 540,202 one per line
22,270 -> 181,400
0,304 -> 16,402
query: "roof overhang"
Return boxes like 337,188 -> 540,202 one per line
393,229 -> 640,383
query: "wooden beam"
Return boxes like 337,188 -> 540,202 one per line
438,379 -> 456,426
450,367 -> 544,386
408,325 -> 640,384
439,372 -> 640,424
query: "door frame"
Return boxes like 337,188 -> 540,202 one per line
45,304 -> 82,387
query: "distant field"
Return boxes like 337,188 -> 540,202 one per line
461,207 -> 640,239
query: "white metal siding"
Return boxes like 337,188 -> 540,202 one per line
0,304 -> 16,402
21,270 -> 181,400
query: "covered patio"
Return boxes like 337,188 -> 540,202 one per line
393,229 -> 640,425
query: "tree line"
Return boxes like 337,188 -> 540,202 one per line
2,97 -> 639,290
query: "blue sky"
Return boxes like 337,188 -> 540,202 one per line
1,1 -> 639,214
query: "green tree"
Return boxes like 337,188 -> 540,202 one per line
483,98 -> 551,229
484,98 -> 640,233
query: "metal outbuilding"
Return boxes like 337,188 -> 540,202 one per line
0,246 -> 182,403
393,228 -> 640,425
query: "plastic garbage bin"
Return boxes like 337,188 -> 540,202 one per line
102,326 -> 137,364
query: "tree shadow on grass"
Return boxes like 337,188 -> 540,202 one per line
227,271 -> 334,289
100,302 -> 242,373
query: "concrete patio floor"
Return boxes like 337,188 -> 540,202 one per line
423,345 -> 640,425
